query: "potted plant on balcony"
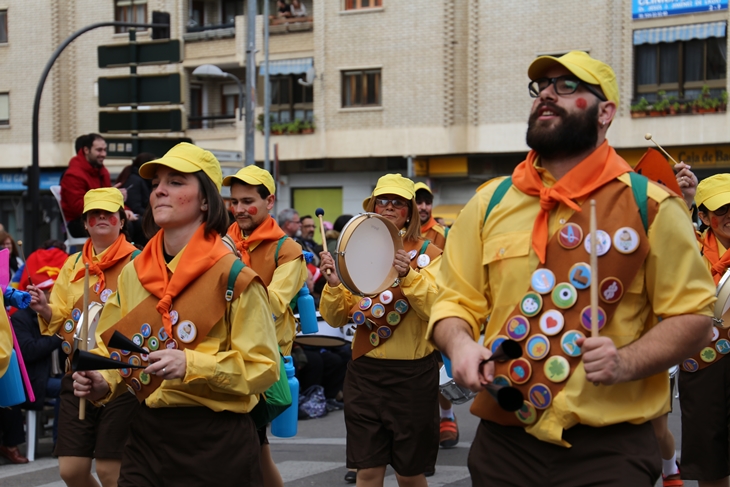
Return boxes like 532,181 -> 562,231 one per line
286,119 -> 303,135
301,120 -> 315,134
649,91 -> 668,116
631,97 -> 650,118
695,85 -> 717,114
721,91 -> 728,112
271,122 -> 286,135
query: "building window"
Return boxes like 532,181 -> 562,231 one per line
345,0 -> 382,9
223,0 -> 243,25
0,10 -> 7,43
635,36 -> 727,102
269,75 -> 313,122
342,69 -> 381,107
221,84 -> 241,117
0,93 -> 10,125
115,0 -> 147,34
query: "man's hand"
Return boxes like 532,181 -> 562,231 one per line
319,251 -> 341,287
577,336 -> 625,385
27,285 -> 52,323
72,370 -> 110,402
674,162 -> 697,210
146,349 -> 187,380
433,317 -> 493,391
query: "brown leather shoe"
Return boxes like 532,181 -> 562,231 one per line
0,445 -> 29,464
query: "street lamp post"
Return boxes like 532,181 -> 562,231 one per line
191,65 -> 244,121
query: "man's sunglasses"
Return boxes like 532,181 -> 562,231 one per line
529,75 -> 607,102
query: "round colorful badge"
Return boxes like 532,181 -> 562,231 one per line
132,334 -> 144,347
530,269 -> 556,294
176,321 -> 197,344
713,326 -> 720,342
165,339 -> 178,350
717,339 -> 730,355
508,358 -> 532,385
110,351 -> 122,361
682,358 -> 699,372
140,323 -> 152,338
515,401 -> 537,425
72,308 -> 82,321
63,319 -> 75,334
560,330 -> 584,357
394,299 -> 409,314
386,311 -> 401,326
377,326 -> 392,339
525,334 -> 550,361
359,297 -> 372,311
369,332 -> 380,347
528,383 -> 553,410
417,254 -> 431,268
520,292 -> 543,317
552,283 -> 578,309
371,304 -> 386,319
120,367 -> 131,378
353,311 -> 366,325
558,223 -> 583,250
613,227 -> 640,254
94,282 -> 100,293
158,327 -> 169,342
580,306 -> 607,332
147,336 -> 160,351
100,288 -> 113,303
489,335 -> 508,354
568,263 -> 591,290
128,355 -> 141,367
120,348 -> 131,356
130,378 -> 142,391
584,230 -> 612,256
599,278 -> 623,304
379,290 -> 393,305
539,309 -> 565,336
61,341 -> 72,355
700,347 -> 717,363
139,371 -> 151,385
170,310 -> 179,326
493,374 -> 512,387
505,315 -> 530,341
544,355 -> 570,383
140,347 -> 150,362
408,249 -> 418,260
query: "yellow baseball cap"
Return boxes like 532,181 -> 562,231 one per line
222,165 -> 276,196
362,174 -> 415,211
139,142 -> 223,190
414,182 -> 433,195
528,51 -> 619,105
83,188 -> 125,214
696,174 -> 730,211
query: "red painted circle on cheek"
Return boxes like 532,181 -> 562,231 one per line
88,216 -> 97,227
247,206 -> 259,216
397,207 -> 408,218
109,216 -> 118,226
575,97 -> 587,110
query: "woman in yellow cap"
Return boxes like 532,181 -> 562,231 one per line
72,143 -> 279,487
28,187 -> 139,487
319,173 -> 442,487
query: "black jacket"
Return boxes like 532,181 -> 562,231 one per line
123,166 -> 151,217
11,307 -> 62,410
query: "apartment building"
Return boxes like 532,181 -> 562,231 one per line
0,0 -> 727,238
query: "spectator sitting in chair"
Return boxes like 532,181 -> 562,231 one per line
290,0 -> 307,17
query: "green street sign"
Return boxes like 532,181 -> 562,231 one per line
105,137 -> 192,159
99,109 -> 184,133
98,74 -> 182,107
97,39 -> 182,68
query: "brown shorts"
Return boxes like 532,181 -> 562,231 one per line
468,420 -> 660,486
678,357 -> 730,481
118,403 -> 262,487
344,354 -> 439,476
54,374 -> 139,459
258,425 -> 269,445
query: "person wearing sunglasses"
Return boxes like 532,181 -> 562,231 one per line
429,51 -> 715,485
318,174 -> 442,487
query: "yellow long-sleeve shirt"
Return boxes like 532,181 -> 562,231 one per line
95,246 -> 280,413
320,255 -> 441,360
428,170 -> 716,446
0,293 -> 11,376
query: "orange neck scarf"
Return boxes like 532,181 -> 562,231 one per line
72,235 -> 137,293
511,141 -> 632,263
226,216 -> 285,267
702,230 -> 730,285
134,224 -> 230,336
421,217 -> 438,234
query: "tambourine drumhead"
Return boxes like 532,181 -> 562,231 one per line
73,302 -> 104,350
335,213 -> 403,296
714,270 -> 730,329
294,312 -> 348,347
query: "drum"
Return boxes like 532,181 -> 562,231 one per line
714,270 -> 730,328
438,365 -> 477,405
295,312 -> 348,347
334,213 -> 403,296
73,302 -> 104,351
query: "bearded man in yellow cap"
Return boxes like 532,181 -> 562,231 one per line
428,51 -> 716,484
222,165 -> 307,487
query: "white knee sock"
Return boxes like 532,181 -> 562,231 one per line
439,407 -> 453,420
662,452 -> 678,476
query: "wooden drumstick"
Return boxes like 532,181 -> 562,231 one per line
644,133 -> 678,166
78,263 -> 89,420
16,240 -> 32,285
315,208 -> 331,276
589,200 -> 599,338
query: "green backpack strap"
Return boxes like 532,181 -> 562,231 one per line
419,240 -> 430,255
226,259 -> 245,302
274,236 -> 288,266
131,249 -> 141,260
74,253 -> 82,265
628,171 -> 649,233
483,176 -> 513,225
443,226 -> 449,238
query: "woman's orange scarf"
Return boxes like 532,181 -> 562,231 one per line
701,230 -> 730,285
511,141 -> 632,263
134,224 -> 230,336
226,216 -> 285,267
71,235 -> 137,294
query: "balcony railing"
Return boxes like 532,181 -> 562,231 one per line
184,22 -> 236,41
269,16 -> 314,35
188,112 -> 237,130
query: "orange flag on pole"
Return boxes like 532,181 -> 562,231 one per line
633,148 -> 682,195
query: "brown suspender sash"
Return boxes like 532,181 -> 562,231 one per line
100,254 -> 257,402
350,238 -> 441,360
471,180 -> 658,427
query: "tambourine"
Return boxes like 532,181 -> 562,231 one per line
714,270 -> 730,329
73,302 -> 104,351
334,213 -> 403,296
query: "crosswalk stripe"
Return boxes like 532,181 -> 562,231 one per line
0,458 -> 57,479
383,466 -> 470,487
276,460 -> 342,482
269,437 -> 471,449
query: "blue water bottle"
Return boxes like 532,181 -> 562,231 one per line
297,285 -> 318,335
442,353 -> 453,378
271,356 -> 299,438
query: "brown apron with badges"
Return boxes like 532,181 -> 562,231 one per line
100,254 -> 257,402
350,239 -> 441,360
59,256 -> 130,358
471,179 -> 658,427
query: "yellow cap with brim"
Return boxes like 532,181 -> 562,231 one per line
362,174 -> 415,211
83,188 -> 125,214
528,50 -> 619,105
697,174 -> 730,211
222,165 -> 276,195
139,142 -> 223,190
414,182 -> 433,195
